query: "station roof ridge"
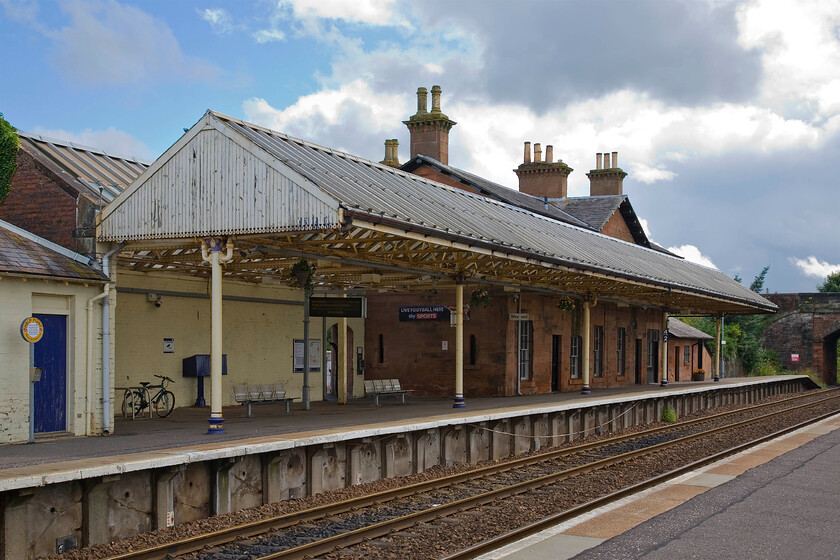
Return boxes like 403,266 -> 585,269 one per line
98,109 -> 776,314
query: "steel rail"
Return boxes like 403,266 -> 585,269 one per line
248,392 -> 840,560
102,388 -> 836,560
442,407 -> 840,560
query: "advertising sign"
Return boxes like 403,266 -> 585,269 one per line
399,305 -> 451,322
20,317 -> 44,343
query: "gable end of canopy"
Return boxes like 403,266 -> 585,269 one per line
98,112 -> 342,241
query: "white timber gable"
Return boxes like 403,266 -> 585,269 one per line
99,111 -> 342,241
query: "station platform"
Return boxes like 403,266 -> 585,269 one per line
481,403 -> 840,559
0,376 -> 804,487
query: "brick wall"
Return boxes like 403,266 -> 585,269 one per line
409,167 -> 480,194
599,210 -> 636,243
0,149 -> 93,254
364,290 -> 664,397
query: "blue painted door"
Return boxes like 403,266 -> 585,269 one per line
33,314 -> 67,433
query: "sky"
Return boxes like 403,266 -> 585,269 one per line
1,0 -> 839,294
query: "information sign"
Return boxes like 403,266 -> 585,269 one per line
509,313 -> 530,321
791,353 -> 800,362
20,317 -> 44,343
309,297 -> 364,317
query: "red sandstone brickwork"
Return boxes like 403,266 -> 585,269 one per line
364,290 -> 664,397
599,211 -> 635,243
0,150 -> 85,253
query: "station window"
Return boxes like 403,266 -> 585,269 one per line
570,335 -> 582,379
684,345 -> 690,365
593,326 -> 604,377
469,334 -> 477,366
617,327 -> 626,376
518,321 -> 533,380
378,334 -> 384,363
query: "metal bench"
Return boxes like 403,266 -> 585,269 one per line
232,383 -> 296,416
364,378 -> 412,406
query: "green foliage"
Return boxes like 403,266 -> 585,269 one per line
817,271 -> 840,293
681,266 -> 777,376
662,407 -> 677,423
0,113 -> 19,204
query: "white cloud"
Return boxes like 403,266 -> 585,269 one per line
737,0 -> 840,121
253,28 -> 285,43
243,79 -> 409,139
43,0 -> 219,86
200,8 -> 235,35
668,245 -> 719,269
288,0 -> 409,27
791,256 -> 840,278
631,163 -> 676,184
30,126 -> 152,161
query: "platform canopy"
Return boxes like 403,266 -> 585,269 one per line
98,110 -> 775,316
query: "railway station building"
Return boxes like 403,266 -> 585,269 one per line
0,87 -> 775,442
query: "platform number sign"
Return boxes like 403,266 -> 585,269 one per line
20,317 -> 44,343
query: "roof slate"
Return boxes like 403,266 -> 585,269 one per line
668,317 -> 714,340
0,221 -> 107,281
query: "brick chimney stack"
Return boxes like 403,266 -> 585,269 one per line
514,141 -> 573,199
403,85 -> 457,165
380,139 -> 400,168
586,151 -> 627,196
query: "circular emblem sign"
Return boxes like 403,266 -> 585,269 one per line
20,317 -> 44,343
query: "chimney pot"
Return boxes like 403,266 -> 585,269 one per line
431,85 -> 442,114
416,87 -> 428,115
604,152 -> 611,168
545,145 -> 553,163
534,143 -> 542,163
596,152 -> 603,170
524,142 -> 531,164
612,151 -> 618,168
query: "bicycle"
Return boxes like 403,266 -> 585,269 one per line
122,375 -> 176,418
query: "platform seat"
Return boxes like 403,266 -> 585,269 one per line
232,383 -> 296,416
364,378 -> 412,406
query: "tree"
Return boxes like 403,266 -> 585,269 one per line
749,265 -> 769,293
817,271 -> 840,293
0,113 -> 19,204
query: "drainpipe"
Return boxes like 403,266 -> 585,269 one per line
86,285 -> 109,435
99,242 -> 124,435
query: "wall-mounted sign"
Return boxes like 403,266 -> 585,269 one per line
294,339 -> 322,372
310,297 -> 364,317
163,338 -> 174,353
509,313 -> 530,321
791,353 -> 800,362
399,305 -> 451,322
662,328 -> 669,343
20,317 -> 44,343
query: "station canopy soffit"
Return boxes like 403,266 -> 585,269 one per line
98,110 -> 776,316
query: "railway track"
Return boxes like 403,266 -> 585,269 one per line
102,389 -> 840,560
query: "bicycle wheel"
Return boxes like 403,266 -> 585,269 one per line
122,390 -> 140,418
154,390 -> 175,418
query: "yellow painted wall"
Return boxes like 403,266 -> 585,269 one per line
0,275 -> 107,443
114,271 -> 366,409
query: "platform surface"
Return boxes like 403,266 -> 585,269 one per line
479,409 -> 840,560
0,376 -> 801,490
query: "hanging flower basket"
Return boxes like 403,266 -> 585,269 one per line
290,259 -> 314,294
557,296 -> 576,311
470,288 -> 490,308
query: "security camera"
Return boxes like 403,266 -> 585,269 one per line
154,296 -> 163,308
148,293 -> 163,307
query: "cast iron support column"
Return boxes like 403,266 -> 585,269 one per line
202,238 -> 233,434
660,311 -> 669,387
582,299 -> 592,394
302,291 -> 311,410
454,280 -> 465,407
338,316 -> 348,404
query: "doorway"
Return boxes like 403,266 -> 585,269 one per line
551,335 -> 560,392
328,324 -> 355,398
33,314 -> 68,433
674,346 -> 681,382
634,339 -> 642,384
646,330 -> 659,384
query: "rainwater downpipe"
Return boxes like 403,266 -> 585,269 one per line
100,243 -> 124,435
85,285 -> 109,435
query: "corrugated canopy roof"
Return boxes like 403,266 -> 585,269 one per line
18,131 -> 149,204
98,110 -> 776,315
668,317 -> 714,340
